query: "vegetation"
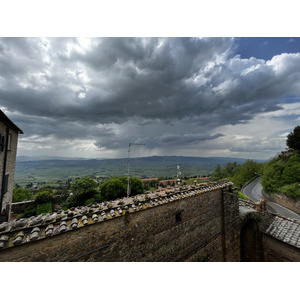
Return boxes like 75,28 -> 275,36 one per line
62,176 -> 99,208
99,177 -> 144,201
286,125 -> 300,150
70,176 -> 98,196
36,203 -> 52,215
34,190 -> 54,205
261,150 -> 300,199
212,160 -> 262,189
230,160 -> 263,189
212,162 -> 240,181
18,190 -> 54,218
13,188 -> 32,203
260,126 -> 300,200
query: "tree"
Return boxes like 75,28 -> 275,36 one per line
261,151 -> 300,198
129,177 -> 144,195
62,176 -> 98,208
213,164 -> 224,180
286,125 -> 300,150
71,176 -> 97,195
34,191 -> 54,205
230,160 -> 263,189
99,177 -> 144,201
13,188 -> 32,203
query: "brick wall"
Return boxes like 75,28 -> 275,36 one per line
0,186 -> 241,262
263,234 -> 300,261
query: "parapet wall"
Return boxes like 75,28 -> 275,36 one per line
0,180 -> 240,262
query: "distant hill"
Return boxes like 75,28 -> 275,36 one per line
15,155 -> 264,184
17,155 -> 90,161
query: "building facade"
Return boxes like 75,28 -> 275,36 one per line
0,110 -> 23,222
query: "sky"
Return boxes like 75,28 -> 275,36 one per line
0,36 -> 299,160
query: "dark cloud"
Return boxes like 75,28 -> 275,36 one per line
154,133 -> 224,146
0,37 -> 299,158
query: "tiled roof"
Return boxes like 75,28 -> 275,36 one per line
0,180 -> 232,251
0,109 -> 24,134
141,178 -> 158,181
265,216 -> 300,249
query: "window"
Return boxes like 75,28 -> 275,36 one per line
175,212 -> 182,223
3,173 -> 9,194
0,134 -> 4,152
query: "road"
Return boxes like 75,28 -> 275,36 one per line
242,177 -> 300,221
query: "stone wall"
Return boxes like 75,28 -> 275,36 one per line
0,122 -> 19,220
0,184 -> 241,262
11,201 -> 34,216
263,191 -> 300,215
263,234 -> 300,261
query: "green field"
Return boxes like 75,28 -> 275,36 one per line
15,155 -> 249,186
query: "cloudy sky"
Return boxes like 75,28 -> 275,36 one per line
0,37 -> 299,160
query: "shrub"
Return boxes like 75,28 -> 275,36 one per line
279,183 -> 300,200
99,177 -> 144,201
18,204 -> 37,218
13,188 -> 32,203
64,190 -> 98,208
84,198 -> 95,206
261,151 -> 300,199
71,176 -> 98,195
230,160 -> 263,189
34,191 -> 54,205
36,203 -> 52,215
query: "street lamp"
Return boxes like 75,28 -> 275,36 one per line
127,143 -> 145,198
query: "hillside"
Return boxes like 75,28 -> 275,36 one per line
15,155 -> 249,184
261,150 -> 300,200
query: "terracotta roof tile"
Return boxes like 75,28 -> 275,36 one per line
265,216 -> 300,248
0,180 -> 232,251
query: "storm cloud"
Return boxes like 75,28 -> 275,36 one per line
0,37 -> 299,159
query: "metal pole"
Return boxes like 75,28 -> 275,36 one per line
127,143 -> 131,198
127,143 -> 145,198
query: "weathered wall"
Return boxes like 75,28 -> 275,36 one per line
263,234 -> 300,262
0,123 -> 19,220
10,200 -> 34,216
263,192 -> 300,215
0,186 -> 241,262
240,218 -> 264,262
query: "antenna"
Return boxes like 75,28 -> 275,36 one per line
177,165 -> 181,187
127,143 -> 145,198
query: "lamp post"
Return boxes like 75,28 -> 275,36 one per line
127,143 -> 145,198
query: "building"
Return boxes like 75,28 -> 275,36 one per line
0,109 -> 23,222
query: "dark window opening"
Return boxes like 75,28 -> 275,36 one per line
0,134 -> 4,152
3,173 -> 9,195
175,212 -> 182,223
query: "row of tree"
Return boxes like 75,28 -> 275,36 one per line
17,176 -> 145,218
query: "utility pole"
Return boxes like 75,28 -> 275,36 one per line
127,143 -> 145,198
